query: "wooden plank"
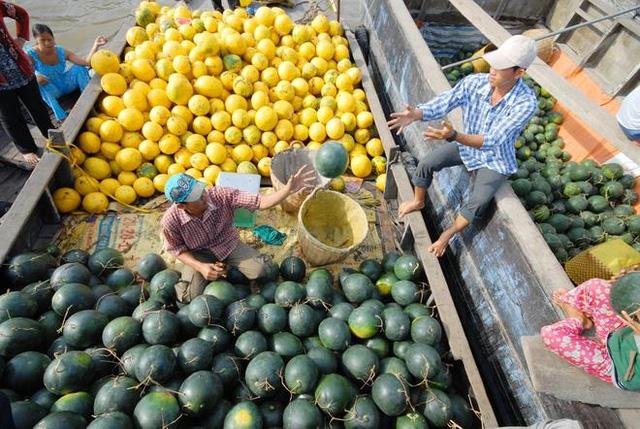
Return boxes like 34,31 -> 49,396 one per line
345,30 -> 498,428
447,0 -> 640,167
0,18 -> 133,266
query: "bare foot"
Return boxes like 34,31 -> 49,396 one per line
428,229 -> 455,258
398,200 -> 424,218
552,288 -> 569,305
22,152 -> 40,166
553,294 -> 593,330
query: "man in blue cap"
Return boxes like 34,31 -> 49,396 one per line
161,166 -> 314,302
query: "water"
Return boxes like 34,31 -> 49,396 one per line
15,0 -> 173,55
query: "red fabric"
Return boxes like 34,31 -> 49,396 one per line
0,1 -> 33,84
161,186 -> 261,260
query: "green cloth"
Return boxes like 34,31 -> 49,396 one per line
607,326 -> 640,391
253,225 -> 287,246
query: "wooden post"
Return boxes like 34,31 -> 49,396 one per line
48,129 -> 74,187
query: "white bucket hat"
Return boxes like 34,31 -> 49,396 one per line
483,35 -> 538,70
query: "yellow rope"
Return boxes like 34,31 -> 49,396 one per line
46,140 -> 152,214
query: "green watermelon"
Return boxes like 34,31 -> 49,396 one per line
187,295 -> 224,327
105,268 -> 135,289
395,412 -> 429,429
132,299 -> 164,322
405,343 -> 442,381
179,370 -> 223,417
289,303 -> 318,337
246,293 -> 267,309
245,351 -> 284,398
10,400 -> 48,429
306,346 -> 338,375
411,316 -> 442,346
34,412 -> 86,429
283,398 -> 323,428
259,400 -> 284,428
87,412 -> 133,429
0,318 -> 45,357
359,259 -> 384,281
120,344 -> 148,377
50,263 -> 92,289
393,255 -> 423,281
382,307 -> 411,341
274,281 -> 306,307
149,269 -> 180,301
602,217 -> 626,235
134,345 -> 176,386
342,273 -> 375,304
344,395 -> 381,429
391,280 -> 420,306
5,252 -> 53,286
415,388 -> 452,428
366,336 -> 390,359
43,351 -> 94,395
212,352 -> 243,387
102,316 -> 142,355
257,303 -> 288,334
404,303 -> 430,320
198,326 -> 232,354
133,392 -> 181,429
224,401 -> 263,429
329,302 -> 354,321
203,280 -> 238,305
260,282 -> 278,302
95,294 -> 131,320
315,141 -> 349,178
380,356 -> 411,381
136,253 -> 167,281
142,310 -> 180,345
51,391 -> 93,419
371,373 -> 409,416
375,272 -> 398,297
3,351 -> 50,394
315,373 -> 354,416
178,338 -> 214,374
318,317 -> 351,351
269,332 -> 304,359
602,163 -> 623,180
305,277 -> 334,308
88,248 -> 124,276
61,249 -> 89,265
62,310 -> 109,348
234,330 -> 268,359
93,376 -> 139,415
280,256 -> 306,282
348,306 -> 380,339
611,272 -> 640,315
284,355 -> 319,394
0,291 -> 37,323
225,300 -> 256,335
51,283 -> 96,316
342,345 -> 379,383
449,393 -> 475,428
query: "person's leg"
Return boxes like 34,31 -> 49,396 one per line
225,242 -> 269,281
429,168 -> 506,257
34,80 -> 67,121
68,65 -> 91,92
541,318 -> 613,383
17,78 -> 56,135
555,279 -> 623,341
399,142 -> 464,217
175,249 -> 217,303
0,86 -> 41,163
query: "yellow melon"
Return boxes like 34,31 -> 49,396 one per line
82,192 -> 109,214
91,49 -> 120,75
53,187 -> 81,213
115,148 -> 143,172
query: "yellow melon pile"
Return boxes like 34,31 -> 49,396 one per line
56,1 -> 387,214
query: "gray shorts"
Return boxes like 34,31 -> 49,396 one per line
412,142 -> 507,222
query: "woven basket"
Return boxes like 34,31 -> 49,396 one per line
523,29 -> 555,64
298,189 -> 369,266
271,148 -> 329,214
564,239 -> 640,285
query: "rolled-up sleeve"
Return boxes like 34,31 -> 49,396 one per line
481,98 -> 536,149
2,2 -> 30,40
417,75 -> 470,122
222,188 -> 260,211
161,214 -> 188,256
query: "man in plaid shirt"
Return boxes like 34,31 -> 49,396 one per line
387,35 -> 538,257
161,167 -> 314,302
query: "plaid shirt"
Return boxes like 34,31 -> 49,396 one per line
161,186 -> 261,260
418,73 -> 537,175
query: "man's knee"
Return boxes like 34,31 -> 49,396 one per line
236,256 -> 269,281
175,263 -> 206,303
412,158 -> 434,188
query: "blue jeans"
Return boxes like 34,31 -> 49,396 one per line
618,122 -> 640,141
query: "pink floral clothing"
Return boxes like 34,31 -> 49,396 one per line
541,279 -> 625,383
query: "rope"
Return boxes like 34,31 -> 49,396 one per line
46,140 -> 152,214
295,0 -> 327,24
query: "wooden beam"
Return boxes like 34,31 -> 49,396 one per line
448,0 -> 640,168
345,30 -> 498,427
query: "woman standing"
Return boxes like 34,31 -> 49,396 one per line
0,1 -> 55,166
25,24 -> 106,122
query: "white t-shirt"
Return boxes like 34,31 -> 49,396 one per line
617,86 -> 640,131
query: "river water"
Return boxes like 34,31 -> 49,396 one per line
15,0 -> 173,55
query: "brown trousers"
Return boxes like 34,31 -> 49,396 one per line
175,243 -> 268,303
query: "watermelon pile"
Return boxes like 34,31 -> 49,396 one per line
0,246 -> 475,428
436,51 -> 639,264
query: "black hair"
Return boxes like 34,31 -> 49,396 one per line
32,24 -> 54,38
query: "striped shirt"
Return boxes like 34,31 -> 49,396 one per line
418,73 -> 537,175
161,186 -> 261,260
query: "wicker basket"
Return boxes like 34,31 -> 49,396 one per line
270,148 -> 330,214
523,29 -> 555,64
298,189 -> 369,266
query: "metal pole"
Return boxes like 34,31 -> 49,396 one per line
441,4 -> 640,71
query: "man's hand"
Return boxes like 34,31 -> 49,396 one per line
387,104 -> 421,135
424,120 -> 455,141
93,36 -> 107,49
36,74 -> 49,86
284,165 -> 315,194
199,261 -> 226,281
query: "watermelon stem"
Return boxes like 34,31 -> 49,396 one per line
56,305 -> 72,334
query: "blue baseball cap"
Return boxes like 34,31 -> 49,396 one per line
164,173 -> 206,203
